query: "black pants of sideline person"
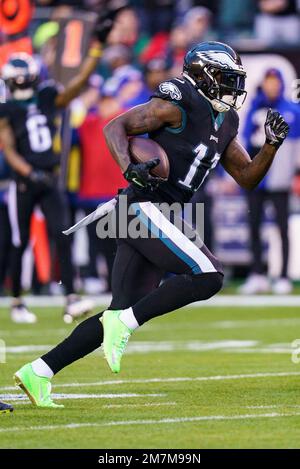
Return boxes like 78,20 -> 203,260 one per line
247,189 -> 289,278
7,178 -> 74,298
0,203 -> 11,292
84,207 -> 116,292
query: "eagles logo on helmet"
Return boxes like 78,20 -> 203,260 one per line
2,52 -> 39,100
183,41 -> 247,112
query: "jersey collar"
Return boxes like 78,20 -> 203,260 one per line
182,72 -> 226,131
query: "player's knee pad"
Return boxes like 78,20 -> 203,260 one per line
191,272 -> 223,301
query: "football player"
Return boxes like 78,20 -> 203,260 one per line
0,5 -> 123,323
14,42 -> 289,406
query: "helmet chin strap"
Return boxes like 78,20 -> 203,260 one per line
182,72 -> 231,113
13,88 -> 34,100
211,96 -> 232,112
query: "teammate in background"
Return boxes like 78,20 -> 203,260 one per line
14,42 -> 289,407
0,4 -> 123,323
239,68 -> 300,295
0,401 -> 13,414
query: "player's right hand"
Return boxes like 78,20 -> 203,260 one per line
264,108 -> 289,150
28,169 -> 55,189
123,158 -> 163,190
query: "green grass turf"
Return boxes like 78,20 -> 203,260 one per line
1,305 -> 300,448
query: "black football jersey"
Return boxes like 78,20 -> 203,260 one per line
0,81 -> 60,171
148,77 -> 239,203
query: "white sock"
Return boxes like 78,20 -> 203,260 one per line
119,307 -> 139,331
31,358 -> 54,379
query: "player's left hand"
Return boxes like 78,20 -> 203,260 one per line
264,109 -> 289,150
93,0 -> 129,44
28,169 -> 56,189
123,158 -> 164,190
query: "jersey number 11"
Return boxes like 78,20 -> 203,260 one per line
178,142 -> 221,191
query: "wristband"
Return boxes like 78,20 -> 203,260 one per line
88,46 -> 103,59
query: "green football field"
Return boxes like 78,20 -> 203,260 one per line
1,303 -> 300,449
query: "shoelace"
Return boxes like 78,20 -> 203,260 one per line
115,332 -> 131,357
41,381 -> 52,404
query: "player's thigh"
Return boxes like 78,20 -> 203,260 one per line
7,180 -> 35,247
40,187 -> 71,237
110,239 -> 164,310
125,201 -> 222,275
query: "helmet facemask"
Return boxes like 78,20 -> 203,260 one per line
203,65 -> 247,112
184,64 -> 246,112
6,74 -> 39,100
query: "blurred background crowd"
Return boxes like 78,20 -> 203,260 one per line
1,0 -> 300,299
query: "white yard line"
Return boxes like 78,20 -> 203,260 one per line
228,347 -> 294,354
0,393 -> 166,402
6,338 -> 299,356
1,411 -> 300,433
210,318 -> 300,329
143,318 -> 300,332
245,405 -> 300,409
5,345 -> 53,353
3,401 -> 177,408
1,294 -> 300,308
2,317 -> 300,338
103,402 -> 177,409
0,295 -> 110,308
1,370 -> 300,392
126,340 -> 258,353
202,296 -> 300,307
3,340 -> 258,355
2,339 -> 296,357
0,329 -> 69,337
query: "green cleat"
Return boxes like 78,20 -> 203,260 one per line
100,310 -> 133,373
14,363 -> 64,408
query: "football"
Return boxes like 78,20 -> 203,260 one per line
128,136 -> 170,180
